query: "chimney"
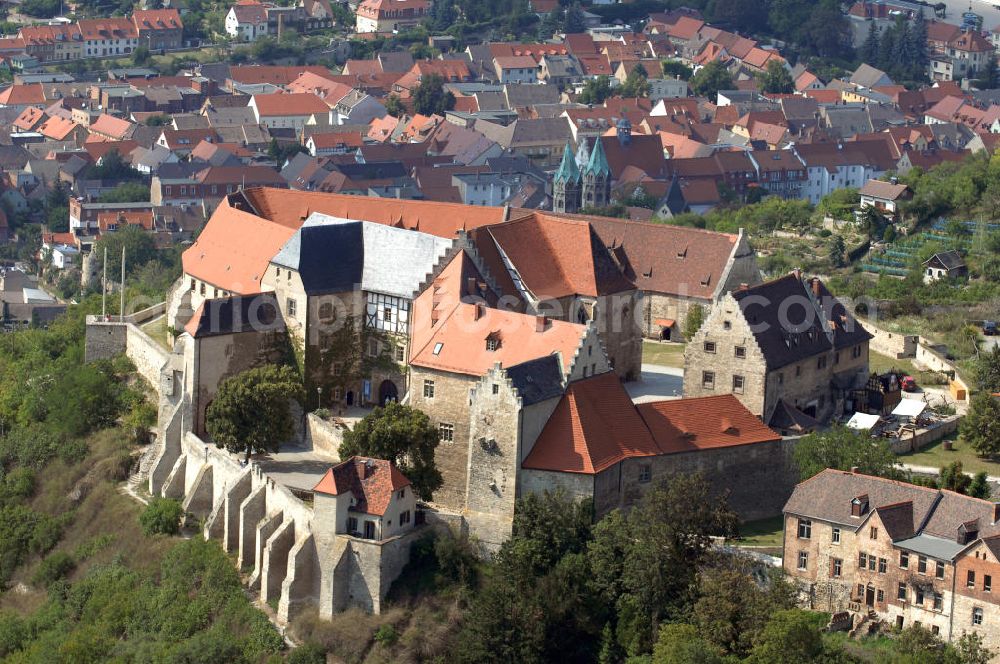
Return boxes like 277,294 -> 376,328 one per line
364,458 -> 376,479
535,315 -> 549,332
994,503 -> 1000,524
811,277 -> 821,297
474,302 -> 486,321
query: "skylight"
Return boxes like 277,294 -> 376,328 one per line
432,342 -> 443,355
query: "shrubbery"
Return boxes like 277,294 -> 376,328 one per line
139,497 -> 185,536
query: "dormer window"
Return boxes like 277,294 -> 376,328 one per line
851,494 -> 869,517
486,334 -> 501,352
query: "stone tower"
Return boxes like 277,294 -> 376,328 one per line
552,142 -> 581,213
582,136 -> 611,209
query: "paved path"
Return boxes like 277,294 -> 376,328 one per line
255,444 -> 339,492
626,364 -> 683,403
900,463 -> 1000,483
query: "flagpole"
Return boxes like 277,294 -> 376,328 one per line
101,246 -> 107,318
120,246 -> 125,320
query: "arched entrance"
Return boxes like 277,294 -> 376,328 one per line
379,380 -> 398,405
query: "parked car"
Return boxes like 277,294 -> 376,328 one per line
983,320 -> 998,336
901,375 -> 917,392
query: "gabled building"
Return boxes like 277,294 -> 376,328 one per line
132,9 -> 183,51
226,0 -> 269,41
683,272 -> 871,429
784,468 -> 1000,652
354,0 -> 429,33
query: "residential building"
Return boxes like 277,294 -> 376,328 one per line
784,468 -> 1000,653
78,18 -> 139,58
249,92 -> 330,130
858,179 -> 912,220
683,272 -> 871,429
493,56 -> 540,85
226,0 -> 269,41
922,250 -> 967,283
132,9 -> 183,51
355,0 -> 429,33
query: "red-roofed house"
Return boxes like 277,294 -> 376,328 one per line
355,0 -> 429,33
249,92 -> 331,130
313,456 -> 415,539
132,9 -> 183,51
226,0 -> 269,41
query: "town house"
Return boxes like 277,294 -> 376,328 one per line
785,469 -> 1000,652
683,272 -> 871,429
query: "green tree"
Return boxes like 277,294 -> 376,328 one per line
563,3 -> 586,33
578,75 -> 614,105
652,624 -> 722,664
960,392 -> 1000,457
759,60 -> 794,94
975,56 -> 997,89
588,475 -> 737,657
618,63 -> 650,98
340,401 -> 443,500
829,234 -> 847,268
92,225 -> 158,282
974,346 -> 1000,392
793,425 -> 901,480
85,150 -> 142,182
132,45 -> 152,66
661,59 -> 693,80
746,610 -> 825,663
956,631 -> 995,664
968,472 -> 991,499
384,94 -> 406,118
684,304 -> 704,340
690,61 -> 734,101
939,461 -> 971,494
206,364 -> 302,463
861,20 -> 880,64
97,182 -> 150,203
139,498 -> 184,536
539,6 -> 564,38
411,73 -> 456,116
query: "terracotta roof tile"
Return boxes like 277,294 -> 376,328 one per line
637,394 -> 779,453
313,456 -> 410,516
251,92 -> 330,117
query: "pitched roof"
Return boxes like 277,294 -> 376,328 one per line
312,456 -> 411,516
478,213 -> 633,298
237,186 -> 510,236
251,92 -> 329,117
637,394 -> 780,453
586,217 -> 738,299
0,83 -> 46,107
182,197 -> 298,292
183,292 -> 282,338
89,113 -> 134,139
230,0 -> 267,24
858,179 -> 909,200
522,372 -> 662,474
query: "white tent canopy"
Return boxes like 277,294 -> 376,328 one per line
892,399 -> 927,418
846,412 -> 881,430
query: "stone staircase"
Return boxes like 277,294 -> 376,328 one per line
127,432 -> 164,498
848,609 -> 880,639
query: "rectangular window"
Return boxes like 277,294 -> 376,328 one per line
368,339 -> 379,357
916,589 -> 924,605
395,346 -> 405,362
347,516 -> 358,533
363,521 -> 376,539
438,422 -> 454,443
879,558 -> 887,574
832,528 -> 841,544
933,593 -> 943,611
859,552 -> 867,569
877,589 -> 884,603
986,575 -> 992,592
733,375 -> 745,394
423,380 -> 435,399
702,371 -> 715,389
918,556 -> 927,574
286,298 -> 296,317
898,582 -> 907,601
399,510 -> 410,525
638,465 -> 651,483
797,551 -> 808,570
734,345 -> 746,358
900,552 -> 909,569
969,570 -> 977,588
973,607 -> 984,625
869,556 -> 876,571
817,356 -> 827,370
870,527 -> 878,540
936,561 -> 945,580
797,519 -> 812,539
833,558 -> 842,577
703,341 -> 716,353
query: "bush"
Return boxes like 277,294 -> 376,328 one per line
374,624 -> 399,647
140,498 -> 184,536
32,551 -> 75,588
288,642 -> 327,664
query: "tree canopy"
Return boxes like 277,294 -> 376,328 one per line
340,402 -> 443,501
759,60 -> 793,94
206,364 -> 302,463
689,61 -> 734,101
793,425 -> 900,480
412,73 -> 456,116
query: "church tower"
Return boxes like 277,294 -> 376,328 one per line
582,137 -> 611,209
552,142 -> 581,213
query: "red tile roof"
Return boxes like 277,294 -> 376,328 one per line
637,395 -> 780,454
313,456 -> 410,516
182,196 -> 298,292
251,92 -> 330,117
0,83 -> 46,107
523,372 -> 662,474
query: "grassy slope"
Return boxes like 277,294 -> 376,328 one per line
642,340 -> 686,368
899,438 -> 1000,477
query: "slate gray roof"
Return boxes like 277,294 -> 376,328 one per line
272,214 -> 453,298
850,63 -> 892,89
188,293 -> 283,338
507,355 -> 566,406
503,83 -> 560,109
924,249 -> 965,270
